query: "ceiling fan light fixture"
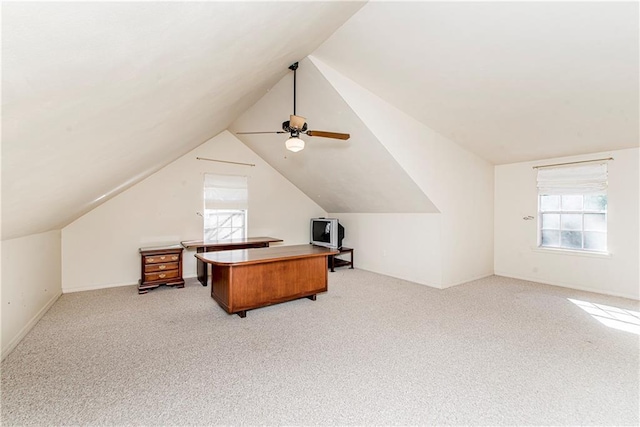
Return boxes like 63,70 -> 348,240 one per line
235,62 -> 350,144
285,136 -> 305,152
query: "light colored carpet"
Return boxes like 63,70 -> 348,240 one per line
2,270 -> 639,425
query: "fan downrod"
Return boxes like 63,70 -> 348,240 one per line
289,62 -> 299,115
235,61 -> 350,143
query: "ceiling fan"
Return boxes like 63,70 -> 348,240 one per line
236,62 -> 350,153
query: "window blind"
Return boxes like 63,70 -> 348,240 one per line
204,174 -> 248,210
537,163 -> 608,195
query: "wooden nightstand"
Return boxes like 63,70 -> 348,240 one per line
138,245 -> 185,294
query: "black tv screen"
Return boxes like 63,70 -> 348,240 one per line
310,218 -> 344,249
312,220 -> 332,243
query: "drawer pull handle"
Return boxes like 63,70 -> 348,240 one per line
171,256 -> 178,260
159,265 -> 166,270
158,274 -> 166,278
160,256 -> 166,260
148,258 -> 155,263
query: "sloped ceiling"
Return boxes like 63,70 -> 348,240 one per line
1,1 -> 364,240
3,2 -> 638,240
230,58 -> 438,214
313,2 -> 639,164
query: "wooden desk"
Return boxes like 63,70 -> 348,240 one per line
181,237 -> 283,286
196,244 -> 338,317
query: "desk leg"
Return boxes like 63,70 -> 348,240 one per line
330,255 -> 335,272
237,310 -> 247,318
196,248 -> 208,286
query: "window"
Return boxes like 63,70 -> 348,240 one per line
204,209 -> 246,241
204,174 -> 248,241
537,163 -> 608,253
539,194 -> 607,251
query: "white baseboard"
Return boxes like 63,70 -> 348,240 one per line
354,264 -> 442,289
353,265 -> 494,290
62,274 -> 198,294
412,281 -> 442,290
441,272 -> 495,289
1,291 -> 62,361
494,271 -> 639,301
63,281 -> 135,293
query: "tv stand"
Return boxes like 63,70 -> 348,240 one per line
330,247 -> 354,272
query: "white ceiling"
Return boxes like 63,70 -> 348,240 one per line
1,2 -> 364,239
2,1 -> 638,239
313,2 -> 639,164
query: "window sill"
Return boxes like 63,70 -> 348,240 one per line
531,247 -> 612,259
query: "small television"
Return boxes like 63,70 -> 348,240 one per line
310,217 -> 344,249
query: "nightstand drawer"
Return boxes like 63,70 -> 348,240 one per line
144,269 -> 180,283
144,254 -> 180,264
144,262 -> 179,273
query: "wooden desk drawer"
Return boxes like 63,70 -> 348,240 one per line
144,269 -> 180,282
144,254 -> 180,264
144,262 -> 179,273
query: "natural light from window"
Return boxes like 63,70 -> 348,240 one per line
569,298 -> 640,335
539,194 -> 607,252
203,174 -> 248,242
536,162 -> 609,253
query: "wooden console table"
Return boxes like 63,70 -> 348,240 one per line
181,237 -> 282,286
196,244 -> 338,318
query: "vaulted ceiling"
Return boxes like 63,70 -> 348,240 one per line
312,2 -> 638,165
1,1 -> 365,239
229,57 -> 438,214
2,1 -> 638,240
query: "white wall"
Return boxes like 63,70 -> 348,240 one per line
313,56 -> 495,288
495,148 -> 640,300
331,213 -> 442,287
62,131 -> 326,292
1,230 -> 62,359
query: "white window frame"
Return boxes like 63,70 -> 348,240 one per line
538,194 -> 607,253
535,162 -> 609,254
204,209 -> 247,241
203,174 -> 248,242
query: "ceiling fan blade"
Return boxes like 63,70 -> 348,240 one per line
236,131 -> 287,135
290,115 -> 306,129
306,130 -> 350,140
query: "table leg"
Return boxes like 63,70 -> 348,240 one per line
196,248 -> 208,286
